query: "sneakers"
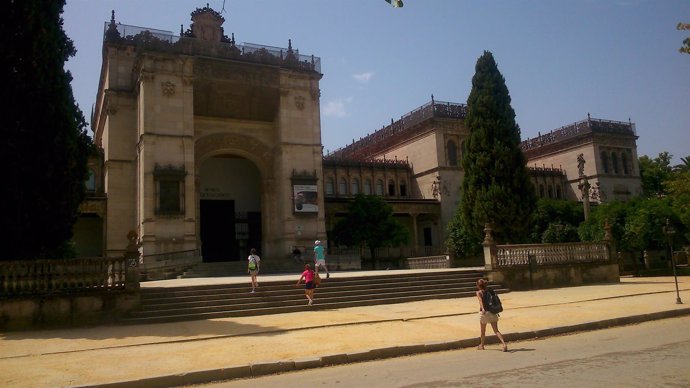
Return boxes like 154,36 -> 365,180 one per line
307,299 -> 313,306
250,289 -> 255,293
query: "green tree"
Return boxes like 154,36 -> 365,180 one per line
446,208 -> 481,257
330,194 -> 409,262
458,51 -> 537,245
531,199 -> 584,243
667,166 -> 690,241
622,197 -> 678,252
639,152 -> 673,198
673,156 -> 690,173
579,201 -> 629,247
0,0 -> 92,260
678,22 -> 690,54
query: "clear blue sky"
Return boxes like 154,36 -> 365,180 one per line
63,0 -> 689,164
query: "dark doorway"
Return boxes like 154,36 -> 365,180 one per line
423,227 -> 433,246
200,200 -> 235,262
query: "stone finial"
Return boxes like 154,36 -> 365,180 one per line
126,230 -> 139,252
483,223 -> 495,245
604,218 -> 612,241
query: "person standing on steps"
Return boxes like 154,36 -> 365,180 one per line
247,248 -> 261,293
476,278 -> 508,352
296,263 -> 316,306
313,240 -> 330,279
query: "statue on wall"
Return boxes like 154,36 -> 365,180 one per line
577,153 -> 585,177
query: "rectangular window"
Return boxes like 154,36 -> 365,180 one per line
154,165 -> 186,215
159,180 -> 181,213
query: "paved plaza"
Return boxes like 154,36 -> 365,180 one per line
0,274 -> 688,387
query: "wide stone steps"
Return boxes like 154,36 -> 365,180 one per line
120,269 -> 506,325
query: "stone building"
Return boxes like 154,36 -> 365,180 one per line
521,115 -> 642,203
325,98 -> 467,255
90,6 -> 325,269
80,6 -> 643,269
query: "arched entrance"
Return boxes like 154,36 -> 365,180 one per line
199,155 -> 262,261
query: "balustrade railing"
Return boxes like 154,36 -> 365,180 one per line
327,100 -> 467,160
0,257 -> 127,297
104,23 -> 321,73
495,241 -> 610,268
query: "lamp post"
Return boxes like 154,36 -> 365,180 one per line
663,219 -> 683,304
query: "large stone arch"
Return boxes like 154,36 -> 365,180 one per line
195,132 -> 275,179
194,133 -> 277,259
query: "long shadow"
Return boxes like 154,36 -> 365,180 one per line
0,318 -> 287,342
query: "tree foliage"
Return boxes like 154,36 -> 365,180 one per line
458,51 -> 537,246
678,22 -> 690,54
446,208 -> 482,257
639,152 -> 673,198
330,194 -> 409,260
531,199 -> 583,243
0,0 -> 92,260
579,198 -> 685,253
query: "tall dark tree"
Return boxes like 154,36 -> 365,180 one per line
459,51 -> 536,245
1,0 -> 92,259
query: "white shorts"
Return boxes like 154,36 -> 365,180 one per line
315,259 -> 326,267
479,311 -> 499,324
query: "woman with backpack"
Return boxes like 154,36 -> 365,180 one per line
247,248 -> 261,293
476,278 -> 508,352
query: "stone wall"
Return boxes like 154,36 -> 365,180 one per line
488,262 -> 619,291
0,292 -> 140,331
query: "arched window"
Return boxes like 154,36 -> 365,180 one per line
621,152 -> 629,175
364,179 -> 372,195
399,181 -> 407,197
547,185 -> 554,199
388,180 -> 396,196
611,152 -> 619,174
375,179 -> 384,196
601,151 -> 609,173
447,140 -> 458,166
539,184 -> 545,198
351,178 -> 360,195
339,177 -> 347,195
85,169 -> 96,191
325,177 -> 334,195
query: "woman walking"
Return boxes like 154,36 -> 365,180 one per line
476,278 -> 508,352
296,263 -> 316,306
247,248 -> 260,293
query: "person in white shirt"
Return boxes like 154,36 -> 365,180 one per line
247,248 -> 261,293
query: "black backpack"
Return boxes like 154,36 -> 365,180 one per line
483,288 -> 503,314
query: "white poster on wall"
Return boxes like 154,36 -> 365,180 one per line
293,184 -> 318,213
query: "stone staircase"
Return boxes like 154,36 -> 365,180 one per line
120,269 -> 508,325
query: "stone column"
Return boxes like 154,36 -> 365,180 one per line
482,223 -> 497,271
124,230 -> 141,291
411,213 -> 419,256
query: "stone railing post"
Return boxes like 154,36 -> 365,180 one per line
124,230 -> 141,291
482,223 -> 497,271
603,218 -> 617,263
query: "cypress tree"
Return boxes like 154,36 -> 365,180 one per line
0,0 -> 92,259
460,51 -> 536,245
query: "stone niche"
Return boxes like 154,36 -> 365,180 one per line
193,59 -> 280,121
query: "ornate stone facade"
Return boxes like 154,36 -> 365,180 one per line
91,7 -> 324,264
